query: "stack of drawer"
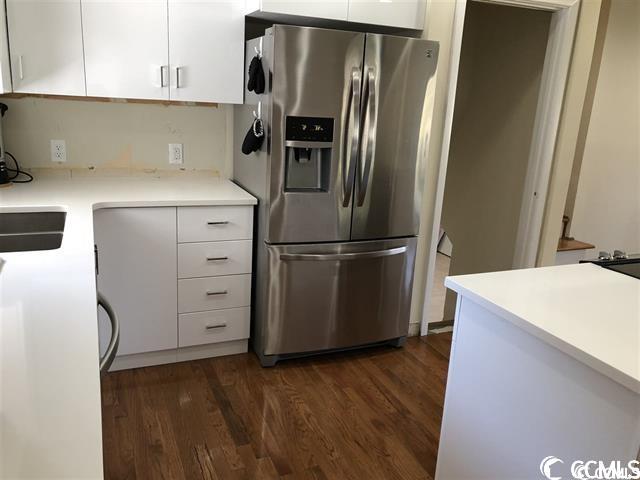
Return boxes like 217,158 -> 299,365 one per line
176,206 -> 253,350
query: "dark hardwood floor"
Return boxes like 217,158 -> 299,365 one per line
101,333 -> 452,480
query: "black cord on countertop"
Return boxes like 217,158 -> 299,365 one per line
5,151 -> 33,183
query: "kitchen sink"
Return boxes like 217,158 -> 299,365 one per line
0,211 -> 66,253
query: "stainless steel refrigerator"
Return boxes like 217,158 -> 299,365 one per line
234,25 -> 439,366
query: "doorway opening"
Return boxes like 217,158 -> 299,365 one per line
427,1 -> 553,327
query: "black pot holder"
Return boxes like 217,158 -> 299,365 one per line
242,118 -> 264,155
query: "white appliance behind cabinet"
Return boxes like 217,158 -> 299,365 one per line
168,0 -> 244,103
82,0 -> 169,100
6,0 -> 86,95
94,204 -> 253,371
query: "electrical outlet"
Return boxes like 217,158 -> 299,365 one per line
168,143 -> 183,165
50,140 -> 67,163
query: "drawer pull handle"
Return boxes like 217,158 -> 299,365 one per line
207,221 -> 229,225
206,323 -> 227,330
206,256 -> 228,261
206,290 -> 228,296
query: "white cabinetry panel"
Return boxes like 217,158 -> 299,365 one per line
348,0 -> 425,29
95,207 -> 178,356
178,206 -> 253,243
179,307 -> 250,347
178,240 -> 252,278
7,0 -> 86,95
260,0 -> 348,20
168,0 -> 244,103
82,0 -> 169,100
178,274 -> 251,313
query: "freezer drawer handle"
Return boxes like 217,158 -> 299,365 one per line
206,323 -> 227,330
206,256 -> 229,261
280,246 -> 406,262
207,221 -> 229,225
206,290 -> 228,296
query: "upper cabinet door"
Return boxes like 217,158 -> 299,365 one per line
82,0 -> 169,100
168,0 -> 244,103
259,0 -> 348,21
6,0 -> 86,95
347,0 -> 425,30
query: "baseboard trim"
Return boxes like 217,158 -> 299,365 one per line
108,339 -> 248,372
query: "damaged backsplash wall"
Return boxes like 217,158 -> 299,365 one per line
0,97 -> 233,176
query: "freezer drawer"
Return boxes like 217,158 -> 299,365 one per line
262,237 -> 417,356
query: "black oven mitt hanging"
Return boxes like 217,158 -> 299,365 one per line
242,118 -> 264,155
247,55 -> 265,94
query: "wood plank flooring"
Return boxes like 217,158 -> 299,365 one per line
101,333 -> 452,480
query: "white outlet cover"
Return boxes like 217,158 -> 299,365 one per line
168,143 -> 183,165
50,139 -> 67,163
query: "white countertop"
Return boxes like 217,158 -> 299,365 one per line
0,176 -> 256,479
445,264 -> 640,394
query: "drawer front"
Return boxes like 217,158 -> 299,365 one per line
178,240 -> 252,279
178,274 -> 251,314
179,307 -> 250,347
178,206 -> 253,243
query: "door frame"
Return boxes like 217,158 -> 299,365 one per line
420,0 -> 580,336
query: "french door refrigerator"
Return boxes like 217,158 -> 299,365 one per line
234,25 -> 439,366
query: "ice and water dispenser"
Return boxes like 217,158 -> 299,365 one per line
284,116 -> 334,192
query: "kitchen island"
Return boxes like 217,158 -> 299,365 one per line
436,263 -> 640,480
0,176 -> 256,480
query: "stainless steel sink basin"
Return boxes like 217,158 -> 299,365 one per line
0,211 -> 66,253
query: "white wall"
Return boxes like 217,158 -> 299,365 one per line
570,0 -> 640,255
0,97 -> 233,176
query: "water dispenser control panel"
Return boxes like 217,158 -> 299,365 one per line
284,116 -> 334,192
285,116 -> 334,143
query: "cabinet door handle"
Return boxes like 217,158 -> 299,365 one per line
206,256 -> 228,261
206,323 -> 227,330
206,290 -> 228,296
207,221 -> 229,225
176,66 -> 183,88
160,65 -> 168,87
18,55 -> 24,80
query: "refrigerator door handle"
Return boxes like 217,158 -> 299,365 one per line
357,67 -> 377,207
280,246 -> 406,262
342,68 -> 361,207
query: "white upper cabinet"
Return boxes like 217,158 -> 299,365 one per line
246,0 -> 425,29
6,0 -> 86,95
168,0 -> 244,103
348,0 -> 425,30
252,0 -> 348,21
82,0 -> 169,100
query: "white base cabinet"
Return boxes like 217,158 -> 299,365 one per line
436,297 -> 640,479
94,205 -> 253,371
94,207 -> 178,356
